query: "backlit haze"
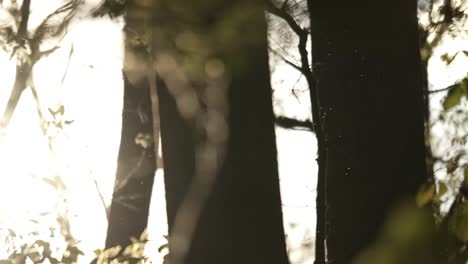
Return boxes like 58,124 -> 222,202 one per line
0,1 -> 466,263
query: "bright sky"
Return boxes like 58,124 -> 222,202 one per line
0,0 -> 124,260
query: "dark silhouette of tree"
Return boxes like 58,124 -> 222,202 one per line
143,0 -> 291,263
90,0 -> 160,250
267,1 -> 468,262
266,2 -> 326,262
105,76 -> 157,249
308,1 -> 428,263
275,115 -> 314,131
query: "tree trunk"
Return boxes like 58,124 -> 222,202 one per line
309,1 -> 427,263
105,76 -> 157,248
156,1 -> 290,263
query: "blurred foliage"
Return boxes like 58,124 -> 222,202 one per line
353,201 -> 468,264
93,230 -> 149,264
373,60 -> 468,264
353,1 -> 468,263
93,229 -> 169,264
0,228 -> 163,264
0,228 -> 83,264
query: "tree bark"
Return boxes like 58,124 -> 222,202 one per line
156,1 -> 290,263
105,76 -> 157,248
309,1 -> 427,263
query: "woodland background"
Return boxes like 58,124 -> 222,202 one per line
0,0 -> 467,263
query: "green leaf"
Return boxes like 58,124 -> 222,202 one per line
447,159 -> 457,173
57,105 -> 64,115
48,257 -> 60,264
68,245 -> 84,256
117,256 -> 144,264
416,182 -> 435,207
441,53 -> 457,64
139,228 -> 148,242
7,229 -> 16,238
93,249 -> 103,256
463,166 -> 468,190
103,246 -> 121,258
442,81 -> 467,111
26,251 -> 41,262
435,182 -> 448,202
48,108 -> 56,117
449,199 -> 468,242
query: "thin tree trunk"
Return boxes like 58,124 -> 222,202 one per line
0,0 -> 32,130
309,1 -> 427,263
265,3 -> 327,262
105,76 -> 157,248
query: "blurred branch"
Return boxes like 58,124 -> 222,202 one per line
91,0 -> 126,18
275,115 -> 314,132
93,179 -> 109,220
18,0 -> 31,38
114,150 -> 148,193
0,0 -> 79,133
425,0 -> 466,51
428,86 -> 456,94
269,46 -> 302,71
60,43 -> 74,87
429,0 -> 436,26
0,0 -> 32,132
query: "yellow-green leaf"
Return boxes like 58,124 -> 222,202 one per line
103,246 -> 121,258
435,182 -> 448,202
463,166 -> 468,190
139,228 -> 148,242
447,159 -> 457,173
443,83 -> 465,111
441,53 -> 457,64
449,200 -> 468,242
416,182 -> 435,207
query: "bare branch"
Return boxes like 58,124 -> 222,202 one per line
269,46 -> 302,71
60,44 -> 74,87
429,86 -> 454,94
266,0 -> 314,87
275,115 -> 314,132
93,179 -> 109,220
428,76 -> 467,94
266,0 -> 304,37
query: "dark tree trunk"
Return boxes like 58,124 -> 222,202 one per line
157,1 -> 290,263
309,1 -> 427,263
105,76 -> 157,248
157,77 -> 195,231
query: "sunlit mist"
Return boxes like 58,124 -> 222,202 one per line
0,1 -> 466,264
